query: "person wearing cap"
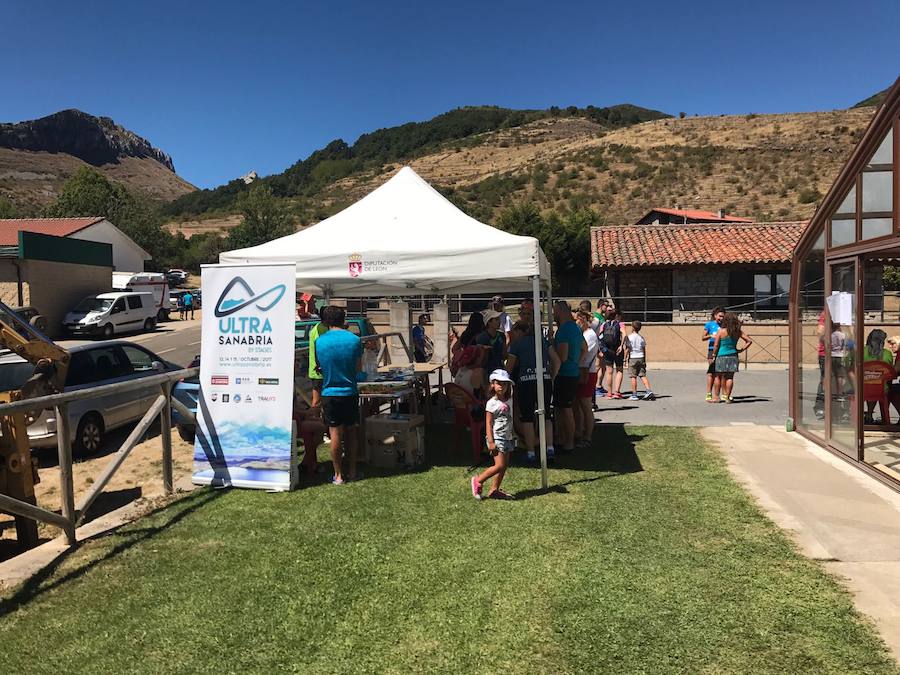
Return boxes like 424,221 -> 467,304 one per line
490,295 -> 514,337
477,310 -> 507,374
470,368 -> 515,500
552,300 -> 584,454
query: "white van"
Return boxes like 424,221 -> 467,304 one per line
112,272 -> 171,321
63,292 -> 159,338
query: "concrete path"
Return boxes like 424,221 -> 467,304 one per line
595,366 -> 788,427
705,424 -> 900,661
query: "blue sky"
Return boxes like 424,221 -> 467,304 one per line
4,1 -> 898,189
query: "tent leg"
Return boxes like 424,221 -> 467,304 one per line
532,275 -> 549,491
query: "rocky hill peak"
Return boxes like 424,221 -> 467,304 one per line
0,109 -> 176,171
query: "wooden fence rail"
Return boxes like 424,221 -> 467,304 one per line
0,367 -> 198,546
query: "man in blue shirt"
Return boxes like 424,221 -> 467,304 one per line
183,291 -> 194,320
552,301 -> 585,454
702,307 -> 725,402
315,305 -> 363,484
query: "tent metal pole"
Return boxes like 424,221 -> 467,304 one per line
532,275 -> 549,490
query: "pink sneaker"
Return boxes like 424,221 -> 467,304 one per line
471,476 -> 482,500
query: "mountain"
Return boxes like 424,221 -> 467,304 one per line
164,102 -> 877,238
853,87 -> 891,108
0,109 -> 195,212
161,104 -> 670,221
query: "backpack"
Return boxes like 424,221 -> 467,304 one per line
601,319 -> 621,350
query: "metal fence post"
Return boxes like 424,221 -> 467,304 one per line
160,383 -> 173,495
55,403 -> 75,545
643,288 -> 648,322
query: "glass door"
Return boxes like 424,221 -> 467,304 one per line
826,259 -> 860,458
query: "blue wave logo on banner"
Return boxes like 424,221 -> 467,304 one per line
214,277 -> 286,317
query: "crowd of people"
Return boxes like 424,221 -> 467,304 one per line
450,295 -> 659,500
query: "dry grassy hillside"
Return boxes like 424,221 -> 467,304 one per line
310,106 -> 875,225
0,148 -> 195,212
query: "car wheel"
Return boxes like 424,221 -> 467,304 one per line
144,317 -> 156,332
102,323 -> 114,338
176,424 -> 196,444
74,413 -> 104,456
157,308 -> 168,322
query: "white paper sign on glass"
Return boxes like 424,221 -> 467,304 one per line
826,290 -> 854,327
192,263 -> 297,490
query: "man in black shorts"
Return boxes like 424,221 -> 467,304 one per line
314,306 -> 363,484
507,320 -> 558,463
552,301 -> 585,453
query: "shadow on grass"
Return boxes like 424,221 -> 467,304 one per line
0,488 -> 225,617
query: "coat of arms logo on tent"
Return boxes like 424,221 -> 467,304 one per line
348,253 -> 363,277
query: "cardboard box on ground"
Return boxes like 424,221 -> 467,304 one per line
365,414 -> 425,469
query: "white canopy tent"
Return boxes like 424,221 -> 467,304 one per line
221,166 -> 553,487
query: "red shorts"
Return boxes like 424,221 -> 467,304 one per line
577,371 -> 598,399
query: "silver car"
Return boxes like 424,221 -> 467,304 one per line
0,341 -> 179,455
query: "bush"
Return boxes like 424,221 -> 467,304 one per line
798,188 -> 822,204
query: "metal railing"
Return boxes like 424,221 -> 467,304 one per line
0,367 -> 198,546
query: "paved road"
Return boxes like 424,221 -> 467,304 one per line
58,318 -> 202,368
592,366 -> 789,427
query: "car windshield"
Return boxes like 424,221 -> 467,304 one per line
0,361 -> 36,391
74,297 -> 113,313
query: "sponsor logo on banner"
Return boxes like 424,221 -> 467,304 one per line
257,395 -> 276,402
211,375 -> 229,385
211,393 -> 218,402
233,394 -> 241,403
222,394 -> 230,403
349,253 -> 363,277
259,377 -> 279,385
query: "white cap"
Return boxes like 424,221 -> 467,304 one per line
489,369 -> 513,383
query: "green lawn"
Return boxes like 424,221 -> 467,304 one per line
1,425 -> 896,674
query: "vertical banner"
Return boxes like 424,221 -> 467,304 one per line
193,263 -> 296,490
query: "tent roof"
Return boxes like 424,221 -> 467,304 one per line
219,167 -> 550,296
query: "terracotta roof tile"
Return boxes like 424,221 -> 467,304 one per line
591,221 -> 807,269
0,217 -> 105,246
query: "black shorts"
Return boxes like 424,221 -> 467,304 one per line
707,358 -> 716,374
553,375 -> 579,408
602,348 -> 624,369
516,379 -> 553,423
322,395 -> 359,427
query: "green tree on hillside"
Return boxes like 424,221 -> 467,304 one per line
227,184 -> 294,250
496,203 -> 596,291
0,196 -> 17,218
46,167 -> 174,268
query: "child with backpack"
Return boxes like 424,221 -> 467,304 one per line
626,321 -> 655,400
471,369 -> 515,500
600,310 -> 626,399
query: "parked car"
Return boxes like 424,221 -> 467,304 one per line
0,341 -> 181,455
166,269 -> 188,287
63,292 -> 159,338
10,306 -> 48,333
295,316 -> 376,350
172,355 -> 200,443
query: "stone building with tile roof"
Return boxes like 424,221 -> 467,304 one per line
590,218 -> 812,322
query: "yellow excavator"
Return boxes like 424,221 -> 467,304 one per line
0,301 -> 70,549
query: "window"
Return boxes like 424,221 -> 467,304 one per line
66,347 -> 131,386
862,171 -> 893,213
111,299 -> 126,314
831,218 -> 856,247
120,345 -> 155,372
127,295 -> 143,310
753,272 -> 790,307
